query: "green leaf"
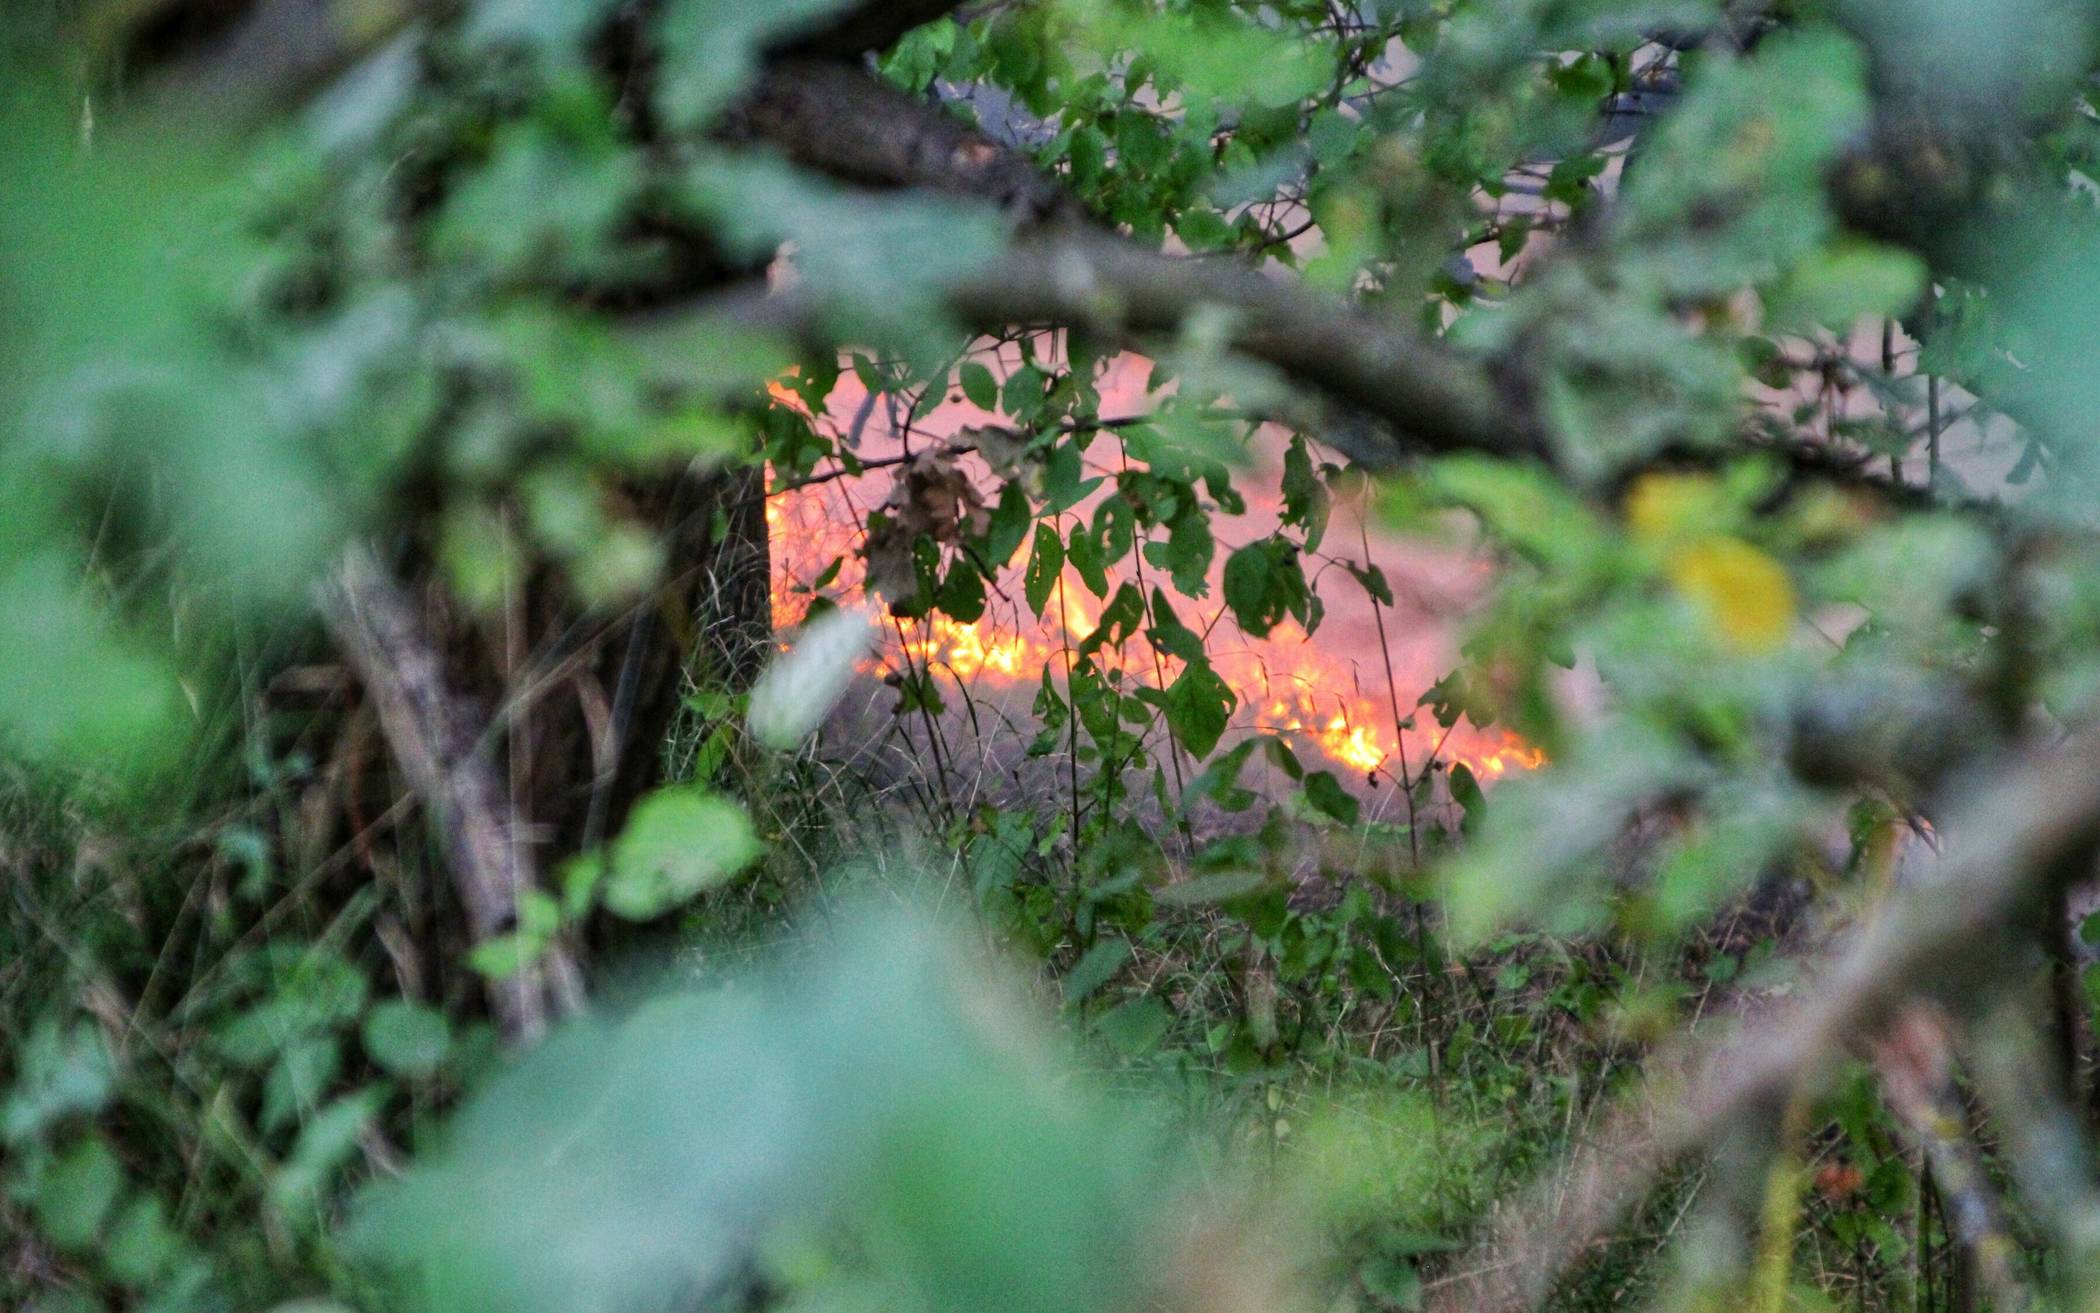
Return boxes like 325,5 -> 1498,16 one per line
1303,771 -> 1361,826
1061,939 -> 1133,1007
1449,763 -> 1485,836
1001,362 -> 1047,421
1092,7 -> 1337,110
105,1193 -> 186,1286
1093,495 -> 1135,565
469,931 -> 546,981
273,1090 -> 385,1219
939,556 -> 987,622
604,789 -> 763,920
983,482 -> 1033,568
1041,441 -> 1104,512
1078,584 -> 1145,662
1769,240 -> 1929,330
1070,124 -> 1109,190
1165,660 -> 1235,758
2,1018 -> 114,1144
466,0 -> 619,54
1179,739 -> 1259,815
748,605 -> 875,749
1024,522 -> 1065,617
1619,28 -> 1872,296
968,811 -> 1033,897
561,853 -> 608,920
1066,523 -> 1109,598
656,0 -> 850,129
1223,542 -> 1280,636
264,1036 -> 343,1133
1145,502 -> 1215,598
1427,457 -> 1609,570
1361,1254 -> 1423,1311
1176,206 -> 1232,251
1222,539 -> 1308,637
0,556 -> 178,767
363,1002 -> 453,1080
1145,588 -> 1204,663
34,1135 -> 124,1251
1280,437 -> 1329,552
959,361 -> 999,410
436,117 -> 641,279
1094,995 -> 1172,1054
1348,561 -> 1394,607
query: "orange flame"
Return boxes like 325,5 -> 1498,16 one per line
766,480 -> 1544,787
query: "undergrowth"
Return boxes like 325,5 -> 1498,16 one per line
3,680 -> 1935,1313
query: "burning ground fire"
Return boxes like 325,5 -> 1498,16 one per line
762,366 -> 1545,792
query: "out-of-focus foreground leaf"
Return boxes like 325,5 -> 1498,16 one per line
350,910 -> 1181,1313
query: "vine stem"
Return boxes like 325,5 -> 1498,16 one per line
1120,437 -> 1192,848
1356,510 -> 1447,1125
1053,517 -> 1083,858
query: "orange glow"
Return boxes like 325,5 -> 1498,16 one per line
763,370 -> 1545,792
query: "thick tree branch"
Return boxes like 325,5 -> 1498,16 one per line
710,56 -> 1541,464
770,0 -> 967,61
134,0 -> 418,119
733,58 -> 1079,223
956,234 -> 1543,462
688,226 -> 1540,467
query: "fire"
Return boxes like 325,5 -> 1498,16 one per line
760,363 -> 1546,791
766,484 -> 1544,788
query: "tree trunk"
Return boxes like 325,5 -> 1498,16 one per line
508,461 -> 774,864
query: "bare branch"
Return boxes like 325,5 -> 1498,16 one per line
1969,993 -> 2100,1298
1875,1005 -> 2034,1313
1429,727 -> 2100,1313
320,546 -> 585,1043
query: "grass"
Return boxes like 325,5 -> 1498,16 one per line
0,668 -> 1951,1313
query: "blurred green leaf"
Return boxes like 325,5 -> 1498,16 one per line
33,1135 -> 124,1251
264,1037 -> 343,1134
274,1090 -> 386,1219
354,911 -> 1166,1313
657,0 -> 849,129
1061,938 -> 1132,1007
603,789 -> 762,919
105,1194 -> 187,1287
3,1018 -> 115,1144
1768,240 -> 1929,331
751,606 -> 877,750
363,1002 -> 454,1080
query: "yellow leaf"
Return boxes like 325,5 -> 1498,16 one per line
1624,472 -> 1722,545
1667,536 -> 1796,651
